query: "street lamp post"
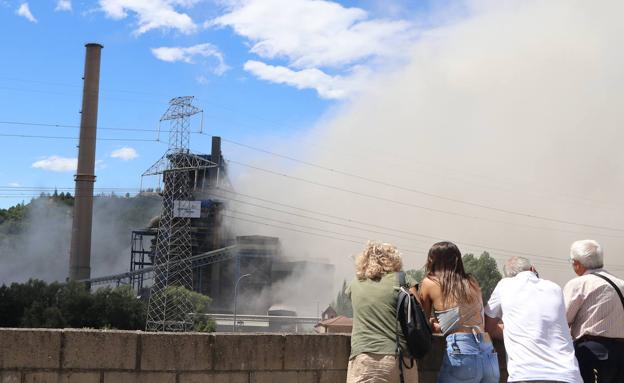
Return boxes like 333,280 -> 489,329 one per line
233,273 -> 252,332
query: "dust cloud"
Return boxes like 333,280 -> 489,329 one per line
0,195 -> 161,284
223,0 -> 624,294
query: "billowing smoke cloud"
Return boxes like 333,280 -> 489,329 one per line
0,195 -> 161,284
223,0 -> 624,290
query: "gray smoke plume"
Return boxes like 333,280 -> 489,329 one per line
224,0 -> 624,289
0,195 -> 161,284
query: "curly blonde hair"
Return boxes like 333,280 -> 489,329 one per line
355,241 -> 403,280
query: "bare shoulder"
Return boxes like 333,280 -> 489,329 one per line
420,276 -> 440,295
420,276 -> 436,288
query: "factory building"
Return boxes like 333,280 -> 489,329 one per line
129,136 -> 335,318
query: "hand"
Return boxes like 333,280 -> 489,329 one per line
430,318 -> 441,333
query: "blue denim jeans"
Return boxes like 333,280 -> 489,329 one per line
437,333 -> 500,383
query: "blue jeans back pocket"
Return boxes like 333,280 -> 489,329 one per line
448,353 -> 478,381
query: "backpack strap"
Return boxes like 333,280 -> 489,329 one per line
395,272 -> 415,383
396,271 -> 406,383
591,272 -> 624,311
397,270 -> 407,287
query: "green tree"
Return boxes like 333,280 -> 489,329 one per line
332,280 -> 353,317
57,282 -> 98,328
462,252 -> 502,302
92,286 -> 146,330
0,280 -> 151,330
163,286 -> 216,332
405,269 -> 424,284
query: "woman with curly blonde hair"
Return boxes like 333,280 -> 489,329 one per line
346,241 -> 418,383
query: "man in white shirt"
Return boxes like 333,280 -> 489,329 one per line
484,256 -> 582,383
563,239 -> 624,383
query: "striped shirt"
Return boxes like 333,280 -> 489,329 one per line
563,269 -> 624,340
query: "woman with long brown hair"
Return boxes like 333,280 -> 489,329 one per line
419,241 -> 499,383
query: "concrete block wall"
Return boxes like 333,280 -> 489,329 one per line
0,329 -> 507,383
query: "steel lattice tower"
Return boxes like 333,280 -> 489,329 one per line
144,96 -> 217,332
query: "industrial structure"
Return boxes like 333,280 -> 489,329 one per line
69,43 -> 103,282
77,95 -> 334,332
61,42 -> 335,332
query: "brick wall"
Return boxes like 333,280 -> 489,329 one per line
0,329 -> 506,383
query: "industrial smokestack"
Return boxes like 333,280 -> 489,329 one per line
210,136 -> 222,186
69,43 -> 103,282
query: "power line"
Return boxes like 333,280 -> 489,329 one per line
223,213 -> 417,258
1,183 -> 609,265
225,160 -> 624,238
222,138 -> 624,233
227,209 -> 428,254
0,132 -> 160,142
207,134 -> 614,210
211,188 -> 624,266
223,214 -> 622,270
0,120 -> 167,133
223,198 -> 434,246
0,186 -> 141,190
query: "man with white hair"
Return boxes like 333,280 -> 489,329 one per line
564,240 -> 624,383
484,256 -> 581,383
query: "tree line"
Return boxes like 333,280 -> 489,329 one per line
0,279 -> 216,331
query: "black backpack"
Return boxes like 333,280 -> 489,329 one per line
395,272 -> 432,381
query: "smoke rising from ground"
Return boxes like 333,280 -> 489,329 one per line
0,195 -> 161,284
226,0 -> 624,292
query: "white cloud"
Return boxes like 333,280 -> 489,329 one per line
95,159 -> 107,170
211,0 -> 413,69
99,0 -> 199,35
16,3 -> 37,23
32,156 -> 77,172
244,60 -> 349,99
208,0 -> 415,98
110,147 -> 138,161
55,0 -> 71,11
8,182 -> 21,187
151,43 -> 229,75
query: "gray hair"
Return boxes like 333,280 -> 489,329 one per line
503,256 -> 532,277
570,240 -> 603,270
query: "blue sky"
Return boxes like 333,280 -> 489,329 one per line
0,0 -> 450,208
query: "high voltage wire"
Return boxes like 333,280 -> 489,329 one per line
209,135 -> 614,210
225,159 -> 624,238
223,209 -> 624,271
1,115 -> 622,260
227,209 -> 428,253
3,184 -> 618,266
211,189 -> 624,266
0,120 -> 169,133
222,198 -> 435,247
0,81 -> 618,208
222,138 -> 624,233
2,186 -> 623,269
222,213 -> 419,259
0,186 -> 141,190
0,132 -> 160,142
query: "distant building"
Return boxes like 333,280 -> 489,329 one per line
321,306 -> 338,321
314,315 -> 353,334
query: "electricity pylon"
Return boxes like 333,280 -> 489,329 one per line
144,96 -> 217,332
